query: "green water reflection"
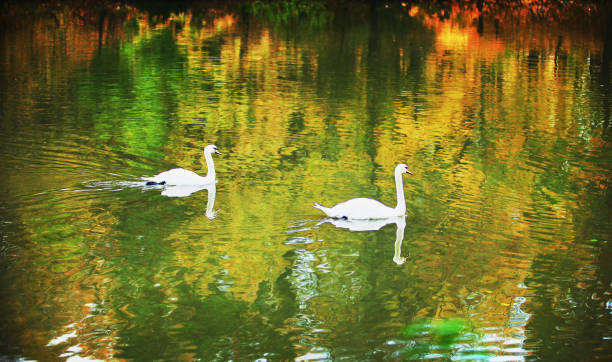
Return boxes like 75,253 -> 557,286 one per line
0,1 -> 611,360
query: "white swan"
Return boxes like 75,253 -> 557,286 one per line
313,163 -> 412,219
144,144 -> 220,186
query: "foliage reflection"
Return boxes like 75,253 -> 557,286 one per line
0,1 -> 610,361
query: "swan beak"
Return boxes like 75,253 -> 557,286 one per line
406,170 -> 413,175
215,150 -> 221,155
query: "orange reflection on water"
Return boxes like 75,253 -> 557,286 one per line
2,2 -> 609,360
213,13 -> 236,32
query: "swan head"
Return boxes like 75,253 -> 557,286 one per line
204,144 -> 221,155
396,163 -> 412,175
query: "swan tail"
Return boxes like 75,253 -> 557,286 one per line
313,202 -> 334,217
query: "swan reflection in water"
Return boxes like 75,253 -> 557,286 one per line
317,216 -> 408,265
159,183 -> 217,219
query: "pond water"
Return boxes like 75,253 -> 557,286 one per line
1,2 -> 611,361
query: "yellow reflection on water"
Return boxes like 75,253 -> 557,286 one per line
1,2 -> 609,360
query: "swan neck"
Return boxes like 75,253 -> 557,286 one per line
394,170 -> 406,215
204,151 -> 215,180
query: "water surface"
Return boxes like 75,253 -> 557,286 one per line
1,2 -> 611,360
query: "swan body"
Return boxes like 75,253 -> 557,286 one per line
314,164 -> 412,220
148,168 -> 208,185
145,144 -> 220,186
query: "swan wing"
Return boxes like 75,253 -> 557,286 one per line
146,168 -> 210,185
327,197 -> 397,219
